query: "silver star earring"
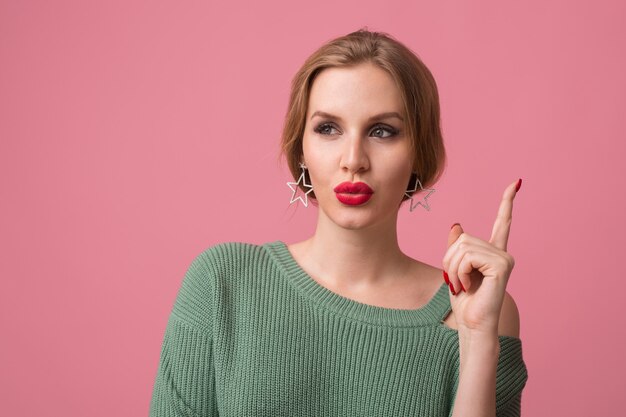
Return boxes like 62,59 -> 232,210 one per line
405,173 -> 436,212
287,162 -> 314,207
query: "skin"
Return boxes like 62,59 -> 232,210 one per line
443,182 -> 521,417
287,62 -> 521,416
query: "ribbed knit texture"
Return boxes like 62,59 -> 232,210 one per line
150,241 -> 528,417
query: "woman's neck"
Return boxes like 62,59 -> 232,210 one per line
294,212 -> 414,290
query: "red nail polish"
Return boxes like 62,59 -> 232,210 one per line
450,222 -> 461,230
515,178 -> 522,192
443,271 -> 450,285
449,283 -> 456,295
460,282 -> 466,292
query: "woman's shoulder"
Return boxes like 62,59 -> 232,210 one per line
499,291 -> 521,339
189,240 -> 278,276
195,240 -> 267,261
171,240 -> 284,334
179,240 -> 268,295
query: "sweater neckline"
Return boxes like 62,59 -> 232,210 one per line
263,240 -> 451,328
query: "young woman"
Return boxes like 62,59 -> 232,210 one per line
150,29 -> 528,417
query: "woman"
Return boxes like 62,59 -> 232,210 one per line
150,29 -> 528,417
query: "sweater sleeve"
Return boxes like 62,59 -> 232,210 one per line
149,249 -> 219,417
495,336 -> 529,417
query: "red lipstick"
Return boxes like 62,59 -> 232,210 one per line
333,181 -> 374,206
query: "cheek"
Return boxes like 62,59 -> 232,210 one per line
388,164 -> 412,186
302,135 -> 322,164
303,142 -> 333,181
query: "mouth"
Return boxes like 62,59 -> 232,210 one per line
333,182 -> 374,206
333,181 -> 374,194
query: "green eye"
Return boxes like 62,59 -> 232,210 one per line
314,123 -> 340,135
371,124 -> 399,138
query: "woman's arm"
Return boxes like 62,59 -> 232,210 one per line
442,180 -> 523,416
451,293 -> 520,417
149,250 -> 220,417
150,318 -> 217,417
453,330 -> 500,417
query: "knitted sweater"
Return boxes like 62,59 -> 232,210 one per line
150,240 -> 528,417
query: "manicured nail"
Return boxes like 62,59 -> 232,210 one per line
443,271 -> 450,285
449,283 -> 456,295
515,178 -> 522,192
460,282 -> 466,292
451,222 -> 461,230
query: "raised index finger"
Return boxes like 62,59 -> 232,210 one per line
489,179 -> 521,251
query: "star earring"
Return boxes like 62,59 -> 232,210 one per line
287,162 -> 314,207
404,173 -> 436,212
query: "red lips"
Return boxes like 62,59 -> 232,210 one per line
333,182 -> 374,194
334,182 -> 374,206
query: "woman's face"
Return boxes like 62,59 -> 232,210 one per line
302,62 -> 414,230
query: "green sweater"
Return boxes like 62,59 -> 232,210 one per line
150,240 -> 528,416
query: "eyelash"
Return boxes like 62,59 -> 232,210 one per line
313,122 -> 399,139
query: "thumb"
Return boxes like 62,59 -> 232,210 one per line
448,223 -> 464,248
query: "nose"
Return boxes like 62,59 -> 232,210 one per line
340,134 -> 370,175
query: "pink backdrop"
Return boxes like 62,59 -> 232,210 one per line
1,1 -> 624,415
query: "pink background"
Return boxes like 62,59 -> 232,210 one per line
1,1 -> 624,415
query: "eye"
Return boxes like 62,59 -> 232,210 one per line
314,122 -> 340,136
371,124 -> 399,139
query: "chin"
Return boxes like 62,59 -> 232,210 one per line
318,195 -> 399,230
324,208 -> 382,230
337,220 -> 371,230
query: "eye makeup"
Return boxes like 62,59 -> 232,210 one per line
313,122 -> 399,139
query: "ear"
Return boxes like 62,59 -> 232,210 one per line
405,171 -> 418,193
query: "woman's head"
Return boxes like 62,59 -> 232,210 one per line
280,28 -> 446,205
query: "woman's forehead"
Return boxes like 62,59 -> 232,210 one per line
307,64 -> 405,121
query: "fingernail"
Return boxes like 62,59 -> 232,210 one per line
450,222 -> 461,230
443,271 -> 450,285
449,283 -> 456,295
515,178 -> 522,192
460,282 -> 466,292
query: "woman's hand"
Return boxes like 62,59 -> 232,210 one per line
442,179 -> 521,336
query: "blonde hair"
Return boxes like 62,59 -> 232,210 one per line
279,28 -> 446,203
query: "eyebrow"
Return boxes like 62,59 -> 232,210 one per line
310,111 -> 404,122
